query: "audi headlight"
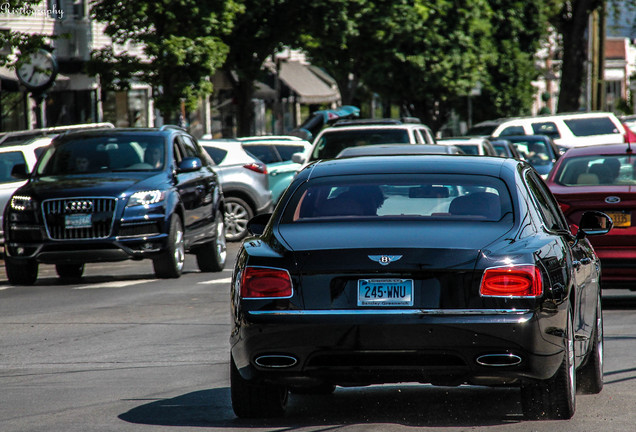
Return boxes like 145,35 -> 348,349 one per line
10,195 -> 34,211
127,190 -> 165,207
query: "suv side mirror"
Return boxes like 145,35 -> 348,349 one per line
291,153 -> 305,164
11,163 -> 29,180
577,210 -> 613,237
178,157 -> 202,173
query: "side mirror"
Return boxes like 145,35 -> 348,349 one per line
10,163 -> 29,180
577,210 -> 613,237
247,213 -> 272,236
291,153 -> 305,164
178,157 -> 202,173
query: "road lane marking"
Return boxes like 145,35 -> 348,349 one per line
73,279 -> 155,289
198,277 -> 232,285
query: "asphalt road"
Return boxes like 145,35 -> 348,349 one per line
1,243 -> 636,432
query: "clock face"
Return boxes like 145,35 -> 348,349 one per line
16,49 -> 58,90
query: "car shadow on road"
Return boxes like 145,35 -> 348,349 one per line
119,385 -> 524,428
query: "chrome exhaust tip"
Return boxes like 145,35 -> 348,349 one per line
476,353 -> 522,367
255,355 -> 298,368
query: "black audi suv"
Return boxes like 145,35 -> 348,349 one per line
3,126 -> 226,284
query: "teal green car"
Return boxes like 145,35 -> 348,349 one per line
240,138 -> 311,203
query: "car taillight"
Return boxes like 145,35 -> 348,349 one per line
240,267 -> 292,298
243,162 -> 267,174
480,265 -> 542,297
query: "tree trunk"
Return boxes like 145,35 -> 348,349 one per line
556,0 -> 603,113
233,78 -> 256,137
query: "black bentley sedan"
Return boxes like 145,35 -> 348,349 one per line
4,126 -> 226,284
229,155 -> 611,420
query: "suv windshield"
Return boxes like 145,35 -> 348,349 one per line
311,129 -> 410,160
563,117 -> 620,137
36,136 -> 164,175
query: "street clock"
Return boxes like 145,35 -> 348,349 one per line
16,49 -> 59,91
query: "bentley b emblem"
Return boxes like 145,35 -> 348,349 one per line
368,255 -> 403,266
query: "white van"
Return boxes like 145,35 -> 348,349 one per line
489,112 -> 627,149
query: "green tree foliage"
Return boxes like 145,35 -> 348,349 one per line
301,0 -> 495,131
220,0 -> 314,135
89,0 -> 242,120
473,0 -> 560,122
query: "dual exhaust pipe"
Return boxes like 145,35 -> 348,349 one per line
255,353 -> 522,368
255,355 -> 298,368
476,353 -> 522,367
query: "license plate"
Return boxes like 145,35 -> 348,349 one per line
65,213 -> 92,229
358,279 -> 413,306
605,211 -> 631,228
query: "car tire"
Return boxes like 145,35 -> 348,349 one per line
521,305 -> 576,420
577,293 -> 604,394
5,257 -> 38,285
195,210 -> 227,272
153,216 -> 185,279
56,263 -> 85,279
224,196 -> 253,242
230,355 -> 288,418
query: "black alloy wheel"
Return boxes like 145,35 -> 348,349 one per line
5,257 -> 38,285
55,263 -> 85,279
195,210 -> 227,272
153,216 -> 185,279
577,293 -> 604,394
230,355 -> 288,418
521,305 -> 576,420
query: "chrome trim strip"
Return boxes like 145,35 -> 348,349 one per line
248,309 -> 531,316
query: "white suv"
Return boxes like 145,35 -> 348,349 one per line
293,118 -> 436,165
488,112 -> 627,150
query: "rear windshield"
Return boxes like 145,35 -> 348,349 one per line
563,117 -> 620,137
466,124 -> 497,136
554,155 -> 636,186
36,136 -> 163,175
311,129 -> 410,160
455,144 -> 479,155
281,174 -> 513,224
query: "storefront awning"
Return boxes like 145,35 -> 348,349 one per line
279,61 -> 340,104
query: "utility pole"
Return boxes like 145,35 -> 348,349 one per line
589,4 -> 606,111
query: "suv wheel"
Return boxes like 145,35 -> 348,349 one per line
195,210 -> 227,272
56,263 -> 85,279
153,216 -> 185,278
5,257 -> 38,285
224,197 -> 253,242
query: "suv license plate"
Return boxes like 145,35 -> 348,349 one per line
358,279 -> 413,306
65,214 -> 92,229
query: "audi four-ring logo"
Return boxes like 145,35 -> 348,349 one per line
65,200 -> 94,212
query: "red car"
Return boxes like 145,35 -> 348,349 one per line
546,143 -> 635,288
